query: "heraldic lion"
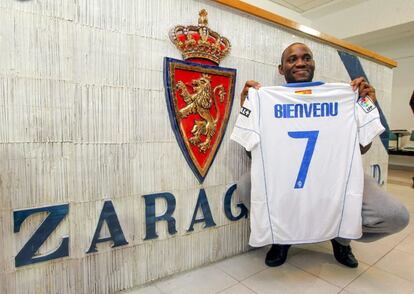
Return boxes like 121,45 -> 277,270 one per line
176,74 -> 225,153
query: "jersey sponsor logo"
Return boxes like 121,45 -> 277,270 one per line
358,96 -> 376,113
295,89 -> 312,94
240,106 -> 251,117
274,102 -> 338,118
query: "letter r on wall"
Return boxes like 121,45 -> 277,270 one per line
143,192 -> 177,240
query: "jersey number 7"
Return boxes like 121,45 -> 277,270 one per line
288,130 -> 319,189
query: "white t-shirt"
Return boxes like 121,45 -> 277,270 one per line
231,82 -> 385,246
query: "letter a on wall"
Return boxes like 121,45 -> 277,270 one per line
87,200 -> 128,253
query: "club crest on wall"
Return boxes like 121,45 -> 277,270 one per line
164,9 -> 236,183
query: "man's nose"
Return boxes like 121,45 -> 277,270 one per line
295,58 -> 306,66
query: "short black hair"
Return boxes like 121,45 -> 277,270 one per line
280,42 -> 310,65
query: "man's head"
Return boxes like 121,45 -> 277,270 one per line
278,43 -> 315,83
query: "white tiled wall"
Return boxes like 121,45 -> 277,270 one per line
0,0 -> 392,292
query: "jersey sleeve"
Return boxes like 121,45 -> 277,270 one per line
355,96 -> 385,147
230,88 -> 260,151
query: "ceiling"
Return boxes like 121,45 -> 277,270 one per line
268,0 -> 414,57
345,21 -> 414,59
268,0 -> 333,13
268,0 -> 352,14
346,21 -> 414,47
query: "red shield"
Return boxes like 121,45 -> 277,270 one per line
164,57 -> 236,183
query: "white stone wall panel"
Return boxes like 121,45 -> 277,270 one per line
0,0 -> 392,292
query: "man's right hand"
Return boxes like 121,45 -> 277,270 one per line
240,80 -> 261,106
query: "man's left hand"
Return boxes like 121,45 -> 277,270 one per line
350,77 -> 377,103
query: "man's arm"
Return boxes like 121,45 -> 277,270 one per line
351,77 -> 377,155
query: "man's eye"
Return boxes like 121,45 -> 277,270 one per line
288,57 -> 296,63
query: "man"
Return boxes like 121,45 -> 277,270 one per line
238,43 -> 409,268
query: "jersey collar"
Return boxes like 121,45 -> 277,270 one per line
282,81 -> 325,88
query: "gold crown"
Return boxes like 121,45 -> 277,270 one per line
169,9 -> 231,64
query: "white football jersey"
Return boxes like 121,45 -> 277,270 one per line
231,82 -> 385,246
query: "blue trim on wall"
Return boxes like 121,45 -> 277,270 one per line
337,50 -> 390,150
163,57 -> 237,183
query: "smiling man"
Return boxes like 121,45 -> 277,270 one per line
236,42 -> 409,268
279,43 -> 315,83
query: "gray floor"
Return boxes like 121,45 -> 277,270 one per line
125,169 -> 414,294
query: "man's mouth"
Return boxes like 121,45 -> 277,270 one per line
294,69 -> 309,74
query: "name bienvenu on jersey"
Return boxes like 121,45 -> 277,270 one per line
274,102 -> 338,118
231,82 -> 384,246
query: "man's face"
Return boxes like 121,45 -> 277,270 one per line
278,44 -> 315,83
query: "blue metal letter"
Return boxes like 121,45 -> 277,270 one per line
224,184 -> 248,221
14,204 -> 69,267
86,200 -> 128,253
143,192 -> 177,240
371,164 -> 384,185
188,189 -> 216,231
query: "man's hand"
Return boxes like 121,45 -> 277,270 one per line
240,80 -> 261,107
350,77 -> 377,103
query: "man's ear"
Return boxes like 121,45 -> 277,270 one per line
278,64 -> 284,75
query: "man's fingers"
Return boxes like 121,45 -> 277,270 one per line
358,82 -> 373,95
240,80 -> 261,106
350,77 -> 365,90
253,83 -> 262,89
241,80 -> 261,98
351,77 -> 377,103
358,81 -> 369,93
359,89 -> 369,98
245,80 -> 261,89
359,87 -> 377,103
